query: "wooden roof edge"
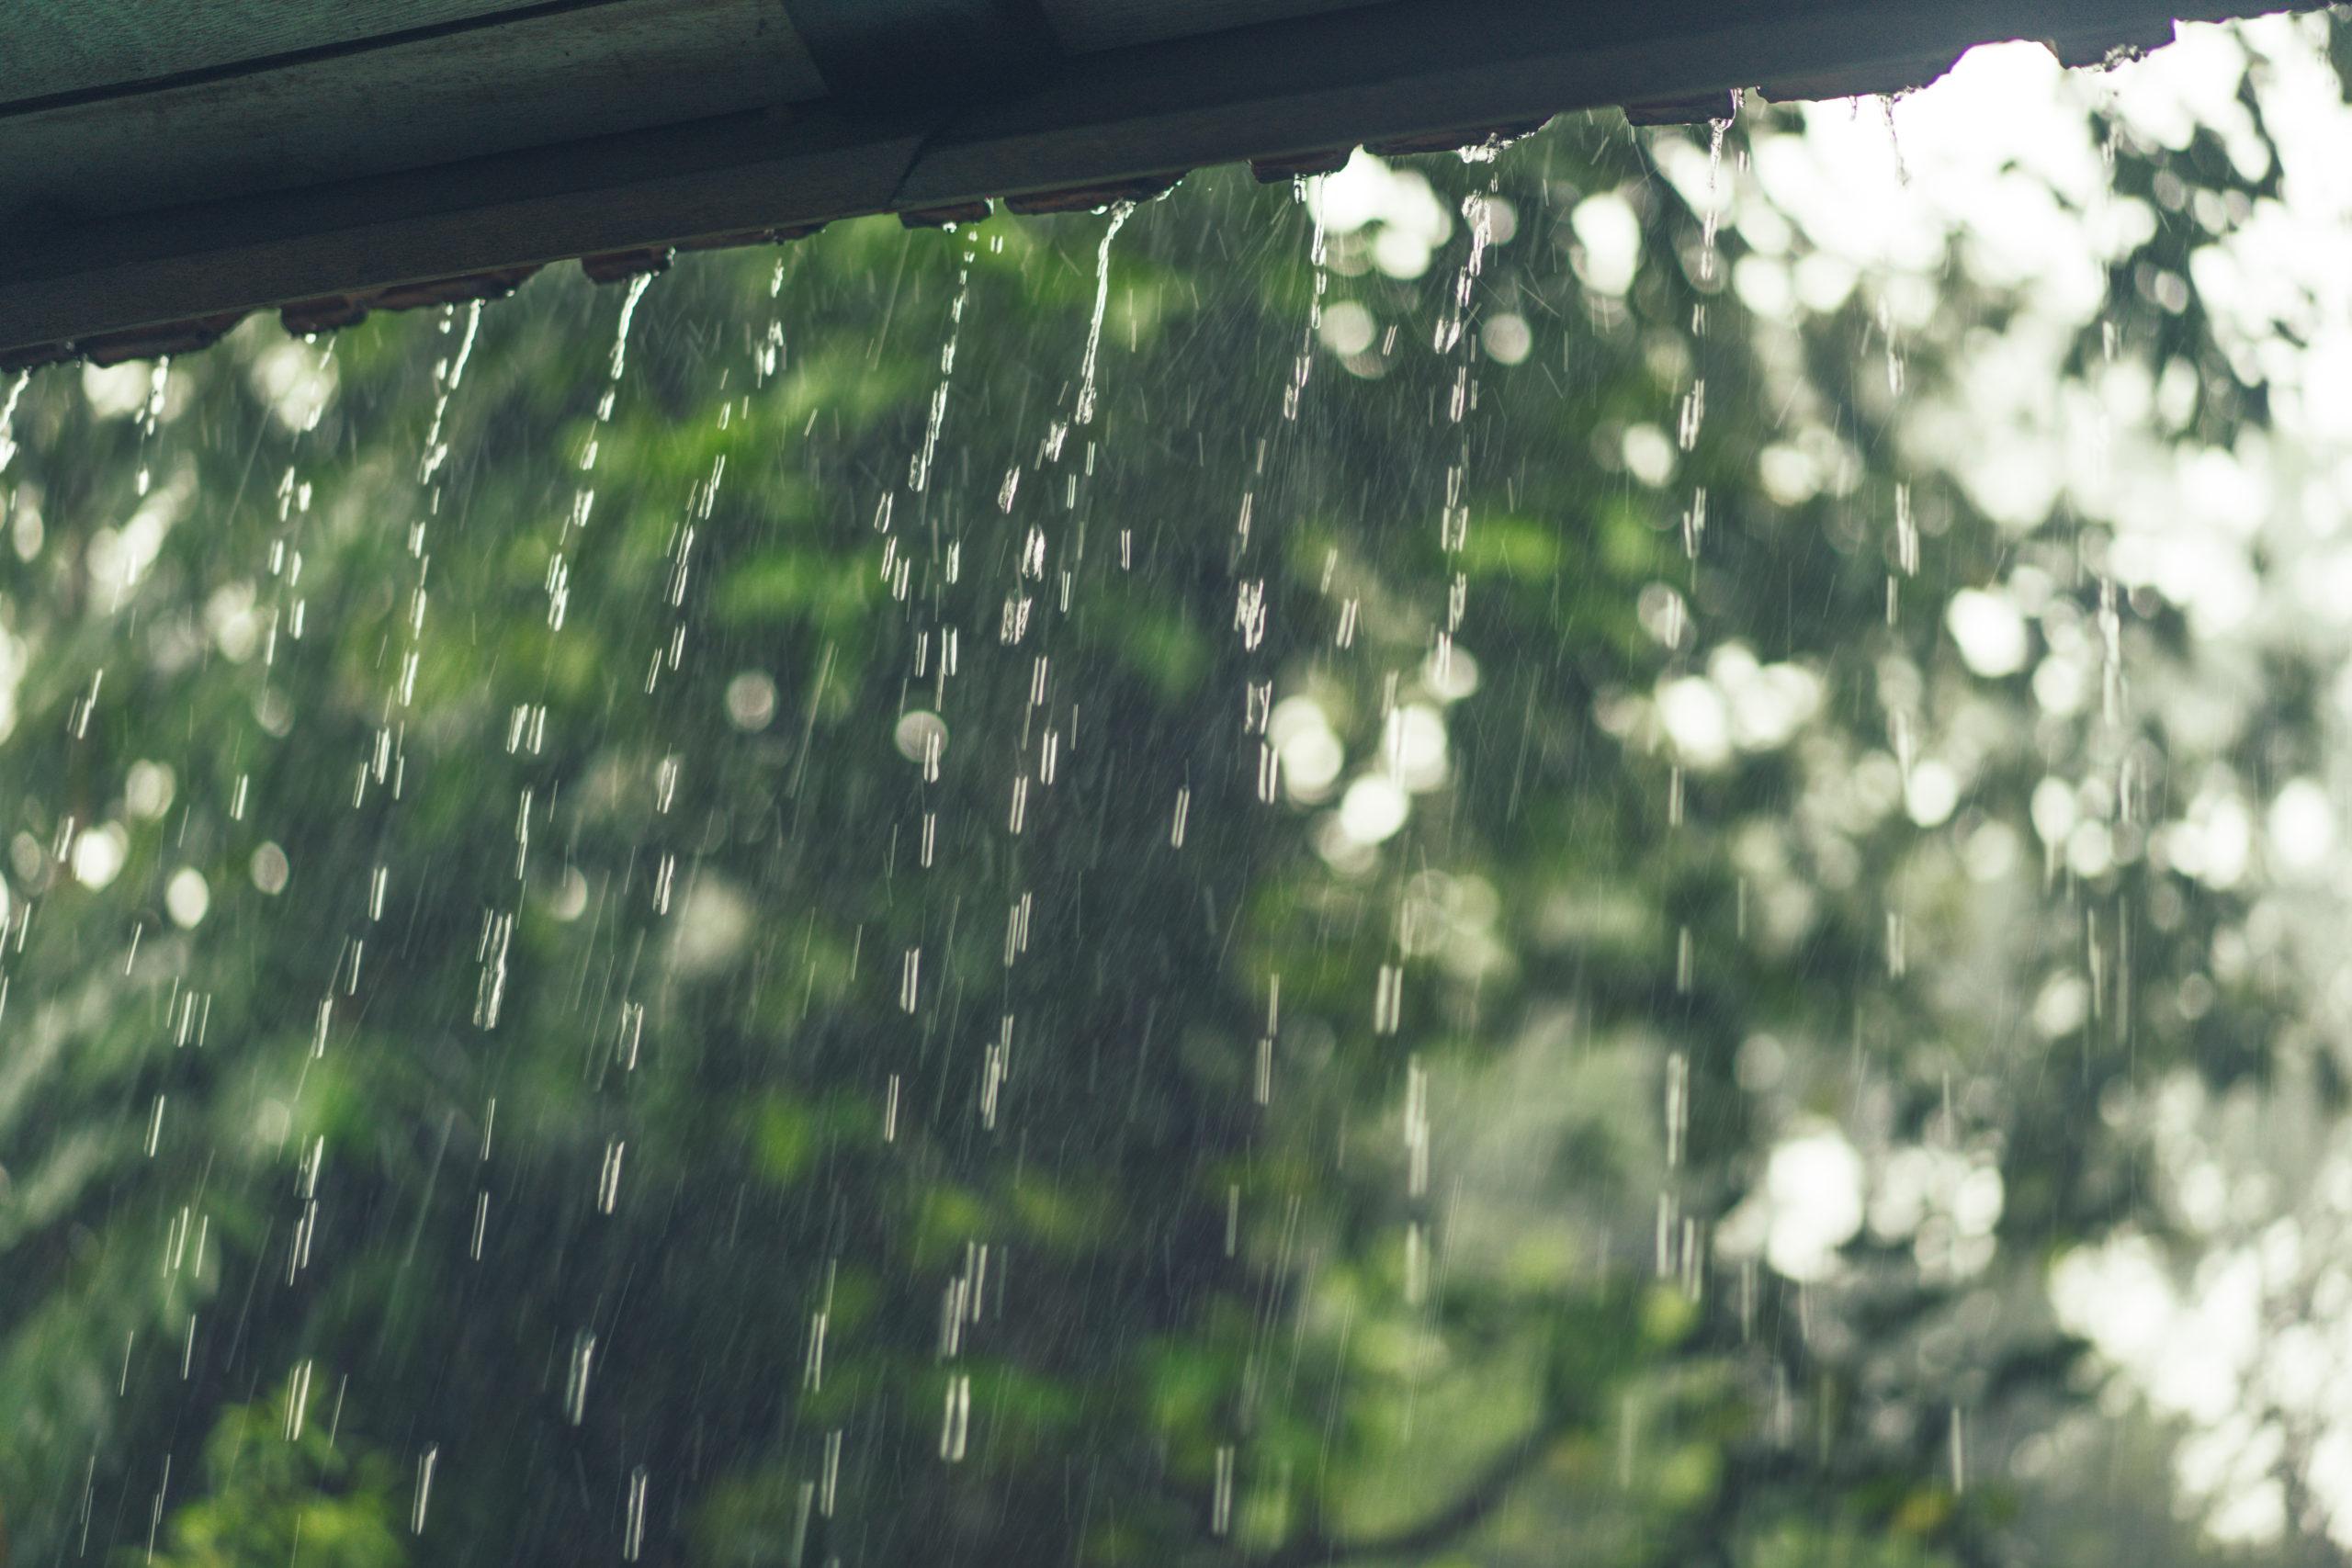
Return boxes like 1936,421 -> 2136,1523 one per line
0,0 -> 2315,371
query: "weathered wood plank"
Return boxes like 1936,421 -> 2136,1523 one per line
0,0 -> 826,232
0,1 -> 550,107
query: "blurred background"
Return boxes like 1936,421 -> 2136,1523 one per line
6,12 -> 2352,1564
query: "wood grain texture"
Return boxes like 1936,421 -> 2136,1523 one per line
0,0 -> 827,229
0,1 -> 546,106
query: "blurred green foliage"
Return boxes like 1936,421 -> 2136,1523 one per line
0,42 -> 2331,1568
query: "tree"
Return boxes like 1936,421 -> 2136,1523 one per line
0,24 -> 2337,1564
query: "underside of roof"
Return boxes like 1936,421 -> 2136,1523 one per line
0,0 -> 2308,367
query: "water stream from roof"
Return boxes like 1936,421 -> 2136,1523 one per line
1,39 -> 2344,1561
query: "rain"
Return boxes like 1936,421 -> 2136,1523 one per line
9,12 -> 2352,1567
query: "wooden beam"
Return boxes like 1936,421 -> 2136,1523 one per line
0,0 -> 2298,362
0,0 -> 547,106
894,0 -> 2207,206
1032,0 -> 1377,55
0,0 -> 825,231
1,105 -> 925,353
785,0 -> 1064,101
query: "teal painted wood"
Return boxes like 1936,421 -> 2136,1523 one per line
0,1 -> 550,106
